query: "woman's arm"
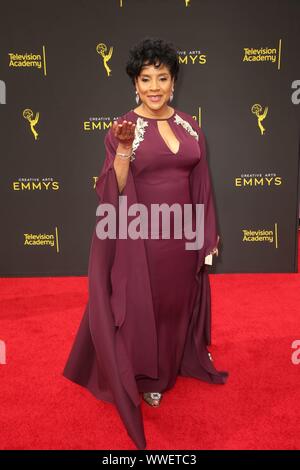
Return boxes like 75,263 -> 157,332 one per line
113,142 -> 132,194
96,120 -> 135,200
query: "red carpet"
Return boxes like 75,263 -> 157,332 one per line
0,232 -> 300,450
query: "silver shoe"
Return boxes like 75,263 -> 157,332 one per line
143,392 -> 162,407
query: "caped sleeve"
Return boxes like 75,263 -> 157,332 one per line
189,122 -> 220,270
95,125 -> 120,202
79,120 -> 148,450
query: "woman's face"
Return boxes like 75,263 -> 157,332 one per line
135,62 -> 174,112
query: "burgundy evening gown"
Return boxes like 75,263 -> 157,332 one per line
63,107 -> 228,450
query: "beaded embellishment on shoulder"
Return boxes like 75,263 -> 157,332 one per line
130,117 -> 149,161
173,113 -> 199,141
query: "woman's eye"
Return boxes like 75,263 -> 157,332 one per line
141,78 -> 167,82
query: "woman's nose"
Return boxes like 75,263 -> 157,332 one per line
149,84 -> 160,91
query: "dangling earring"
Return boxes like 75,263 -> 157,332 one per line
135,90 -> 140,104
169,89 -> 174,102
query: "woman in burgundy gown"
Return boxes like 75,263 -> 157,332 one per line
63,37 -> 228,450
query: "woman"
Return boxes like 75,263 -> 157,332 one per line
63,37 -> 228,450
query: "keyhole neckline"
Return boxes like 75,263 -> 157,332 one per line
131,108 -> 176,121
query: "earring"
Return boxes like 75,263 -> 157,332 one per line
169,89 -> 174,102
135,90 -> 140,104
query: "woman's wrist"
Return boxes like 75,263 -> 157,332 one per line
115,142 -> 133,161
118,143 -> 133,151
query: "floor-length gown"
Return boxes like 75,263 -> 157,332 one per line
63,107 -> 228,450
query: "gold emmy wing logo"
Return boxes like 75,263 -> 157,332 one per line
23,108 -> 40,140
251,104 -> 268,135
96,43 -> 113,77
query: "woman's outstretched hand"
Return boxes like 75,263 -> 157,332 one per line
112,120 -> 136,148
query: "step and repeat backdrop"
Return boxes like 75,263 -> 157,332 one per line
0,0 -> 300,276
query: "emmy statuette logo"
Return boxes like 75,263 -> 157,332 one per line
96,43 -> 113,77
23,108 -> 40,140
251,103 -> 268,135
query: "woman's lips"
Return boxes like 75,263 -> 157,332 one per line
148,96 -> 162,102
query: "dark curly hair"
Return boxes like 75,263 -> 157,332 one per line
125,37 -> 179,87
